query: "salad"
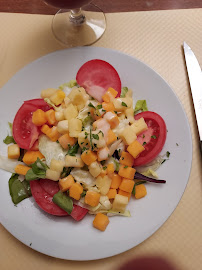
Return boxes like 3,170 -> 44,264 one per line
1,59 -> 167,232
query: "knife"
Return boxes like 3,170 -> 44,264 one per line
183,41 -> 202,153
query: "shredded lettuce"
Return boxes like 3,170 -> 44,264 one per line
120,87 -> 128,98
44,98 -> 63,112
39,135 -> 67,167
134,100 -> 148,114
70,168 -> 96,187
0,155 -> 24,173
59,80 -> 78,90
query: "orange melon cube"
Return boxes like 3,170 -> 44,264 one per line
81,150 -> 97,165
58,133 -> 76,149
118,189 -> 131,201
15,164 -> 31,175
107,129 -> 117,145
127,140 -> 145,159
85,190 -> 101,207
107,163 -> 115,174
110,173 -> 122,189
107,188 -> 117,199
118,165 -> 136,180
32,109 -> 47,126
46,126 -> 60,142
102,102 -> 115,112
135,184 -> 147,199
59,175 -> 74,192
93,213 -> 109,231
22,150 -> 44,165
119,151 -> 134,167
41,124 -> 50,135
102,87 -> 118,103
45,109 -> 56,125
69,182 -> 83,200
119,178 -> 135,193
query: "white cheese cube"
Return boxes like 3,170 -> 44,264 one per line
89,161 -> 102,177
65,155 -> 84,168
57,120 -> 69,134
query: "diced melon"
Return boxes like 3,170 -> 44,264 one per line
127,140 -> 145,159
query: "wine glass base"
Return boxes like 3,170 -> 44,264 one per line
51,4 -> 106,47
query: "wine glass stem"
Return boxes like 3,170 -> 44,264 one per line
70,8 -> 86,25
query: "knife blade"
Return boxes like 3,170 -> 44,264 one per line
183,41 -> 202,153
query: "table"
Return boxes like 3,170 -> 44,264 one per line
0,0 -> 202,14
0,2 -> 202,270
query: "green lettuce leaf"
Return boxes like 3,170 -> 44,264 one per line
134,100 -> 148,114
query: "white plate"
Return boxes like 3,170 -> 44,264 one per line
0,47 -> 192,261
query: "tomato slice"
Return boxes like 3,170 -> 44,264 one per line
30,179 -> 88,220
30,179 -> 68,216
24,99 -> 50,111
76,59 -> 121,102
133,111 -> 167,167
13,99 -> 50,150
13,103 -> 40,150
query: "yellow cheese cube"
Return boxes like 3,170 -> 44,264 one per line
119,125 -> 137,145
131,117 -> 148,136
7,144 -> 20,159
49,90 -> 66,105
68,118 -> 82,138
63,104 -> 78,120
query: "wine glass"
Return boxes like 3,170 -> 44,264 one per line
43,0 -> 106,46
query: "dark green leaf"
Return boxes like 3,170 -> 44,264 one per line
92,134 -> 99,140
97,104 -> 102,109
3,135 -> 16,145
9,173 -> 32,204
166,151 -> 170,158
121,102 -> 127,107
67,143 -> 79,156
52,191 -> 73,214
81,191 -> 86,197
88,102 -> 95,109
25,158 -> 48,181
151,135 -> 157,139
61,167 -> 72,178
